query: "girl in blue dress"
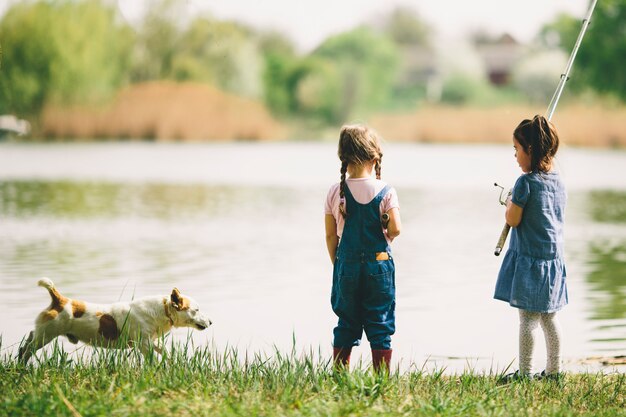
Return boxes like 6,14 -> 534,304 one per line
324,124 -> 402,372
494,115 -> 567,380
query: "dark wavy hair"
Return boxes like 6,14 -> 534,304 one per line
513,115 -> 560,173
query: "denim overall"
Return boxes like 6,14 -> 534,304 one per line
331,184 -> 396,350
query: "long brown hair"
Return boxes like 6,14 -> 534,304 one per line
337,124 -> 383,218
513,115 -> 560,173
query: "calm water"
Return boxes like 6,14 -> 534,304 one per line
0,142 -> 624,372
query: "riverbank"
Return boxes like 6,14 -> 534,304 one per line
39,81 -> 286,142
25,81 -> 626,147
2,345 -> 624,417
371,104 -> 626,148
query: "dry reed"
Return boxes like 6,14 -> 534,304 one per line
41,81 -> 286,141
371,104 -> 626,148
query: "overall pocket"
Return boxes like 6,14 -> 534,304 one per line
331,261 -> 359,310
366,265 -> 395,306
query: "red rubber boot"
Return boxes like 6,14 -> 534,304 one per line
372,349 -> 392,374
333,347 -> 352,369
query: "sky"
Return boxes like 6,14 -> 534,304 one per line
0,0 -> 591,51
114,0 -> 591,51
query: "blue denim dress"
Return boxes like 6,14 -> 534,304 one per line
494,172 -> 568,313
331,184 -> 396,350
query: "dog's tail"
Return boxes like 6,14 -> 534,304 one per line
38,277 -> 64,305
38,277 -> 55,291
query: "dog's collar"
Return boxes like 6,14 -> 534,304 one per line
163,298 -> 175,326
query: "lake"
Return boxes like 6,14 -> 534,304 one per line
0,141 -> 624,373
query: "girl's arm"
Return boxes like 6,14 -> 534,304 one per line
385,207 -> 401,241
325,214 -> 339,264
505,201 -> 524,227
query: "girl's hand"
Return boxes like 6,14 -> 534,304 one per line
505,188 -> 512,205
505,200 -> 523,227
385,208 -> 401,241
325,214 -> 339,264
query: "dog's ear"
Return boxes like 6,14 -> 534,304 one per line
171,288 -> 182,310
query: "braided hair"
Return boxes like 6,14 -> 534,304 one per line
337,124 -> 383,218
513,115 -> 560,173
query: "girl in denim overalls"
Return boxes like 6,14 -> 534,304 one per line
494,115 -> 567,381
324,124 -> 402,372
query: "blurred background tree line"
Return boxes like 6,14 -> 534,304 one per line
0,0 -> 624,138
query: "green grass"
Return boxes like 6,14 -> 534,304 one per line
1,340 -> 624,417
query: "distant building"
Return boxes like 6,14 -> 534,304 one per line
474,33 -> 524,86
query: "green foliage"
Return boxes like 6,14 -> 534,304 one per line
173,18 -> 262,97
0,0 -> 133,116
130,0 -> 263,97
440,73 -> 523,106
383,7 -> 434,109
543,1 -> 626,101
538,13 -> 580,49
575,0 -> 626,100
309,27 -> 401,123
259,32 -> 298,115
262,8 -> 432,121
129,0 -> 182,82
294,58 -> 344,121
0,3 -> 53,115
6,0 -> 623,129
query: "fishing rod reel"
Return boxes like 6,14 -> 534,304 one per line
494,182 -> 511,206
381,212 -> 390,229
493,183 -> 512,257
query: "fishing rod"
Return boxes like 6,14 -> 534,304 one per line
494,0 -> 598,256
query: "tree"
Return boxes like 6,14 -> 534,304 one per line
129,0 -> 184,82
310,27 -> 400,123
0,0 -> 133,116
381,7 -> 434,108
172,18 -> 262,98
542,1 -> 626,100
131,1 -> 263,99
258,31 -> 298,115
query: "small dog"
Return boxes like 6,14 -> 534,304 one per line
18,278 -> 212,363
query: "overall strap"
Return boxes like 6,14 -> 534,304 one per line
342,181 -> 357,205
338,182 -> 391,257
343,183 -> 390,207
370,185 -> 391,206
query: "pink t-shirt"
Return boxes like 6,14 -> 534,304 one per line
324,178 -> 400,242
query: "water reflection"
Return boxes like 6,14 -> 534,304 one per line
586,244 -> 626,322
588,190 -> 626,223
583,190 -> 626,356
0,180 -> 314,292
1,175 -> 625,370
0,180 -> 303,220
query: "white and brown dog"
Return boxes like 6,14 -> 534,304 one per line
18,278 -> 212,363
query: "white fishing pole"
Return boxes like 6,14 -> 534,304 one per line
494,0 -> 598,256
546,0 -> 599,121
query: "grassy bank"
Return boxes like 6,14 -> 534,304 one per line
1,343 -> 624,417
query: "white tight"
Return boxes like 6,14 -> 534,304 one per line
518,310 -> 562,374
